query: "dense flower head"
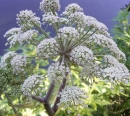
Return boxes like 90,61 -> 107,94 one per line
84,17 -> 108,34
16,10 -> 41,28
58,86 -> 88,109
85,16 -> 97,23
102,64 -> 130,83
0,51 -> 17,70
57,27 -> 79,41
21,75 -> 44,98
81,62 -> 101,78
93,21 -> 108,32
42,13 -> 59,25
48,62 -> 70,83
4,27 -> 21,38
102,55 -> 129,83
5,33 -> 21,48
88,33 -> 126,61
37,38 -> 59,58
62,3 -> 83,16
103,55 -> 120,67
109,45 -> 126,61
10,55 -> 27,75
5,29 -> 38,47
40,0 -> 60,12
70,46 -> 94,66
88,33 -> 115,47
19,30 -> 38,44
69,12 -> 86,28
59,17 -> 69,25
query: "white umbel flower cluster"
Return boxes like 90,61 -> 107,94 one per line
5,29 -> 38,47
69,12 -> 86,28
57,27 -> 79,41
10,55 -> 27,75
85,16 -> 108,35
102,55 -> 130,83
93,21 -> 108,32
5,33 -> 21,48
19,30 -> 38,44
62,3 -> 83,16
42,13 -> 69,26
58,86 -> 88,108
37,38 -> 58,58
102,65 -> 129,83
16,10 -> 41,28
48,62 -> 70,82
42,13 -> 59,25
88,33 -> 126,60
21,75 -> 44,98
0,51 -> 17,70
40,0 -> 60,12
59,18 -> 69,25
88,33 -> 113,46
103,55 -> 120,67
81,62 -> 101,78
85,16 -> 97,25
4,27 -> 21,38
70,46 -> 94,66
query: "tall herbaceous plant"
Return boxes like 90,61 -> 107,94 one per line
0,0 -> 130,116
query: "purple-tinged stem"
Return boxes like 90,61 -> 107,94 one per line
32,82 -> 55,116
52,78 -> 67,112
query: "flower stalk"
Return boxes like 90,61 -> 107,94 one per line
5,93 -> 19,116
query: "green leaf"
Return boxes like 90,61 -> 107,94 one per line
13,102 -> 35,108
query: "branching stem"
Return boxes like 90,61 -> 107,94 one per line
53,78 -> 67,112
32,82 -> 55,116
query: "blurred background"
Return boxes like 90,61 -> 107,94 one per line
0,0 -> 130,55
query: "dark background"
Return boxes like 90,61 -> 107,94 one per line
0,0 -> 130,55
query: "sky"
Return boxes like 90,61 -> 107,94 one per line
0,0 -> 130,55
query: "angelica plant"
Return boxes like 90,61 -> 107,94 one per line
0,0 -> 130,116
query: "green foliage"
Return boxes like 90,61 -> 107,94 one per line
0,34 -> 50,116
56,79 -> 130,116
112,6 -> 130,70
